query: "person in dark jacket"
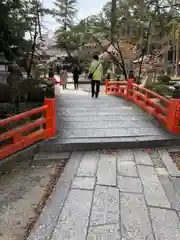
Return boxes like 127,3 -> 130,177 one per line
128,70 -> 136,81
72,65 -> 80,90
48,65 -> 54,78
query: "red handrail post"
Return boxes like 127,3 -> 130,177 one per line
105,80 -> 110,93
126,79 -> 133,101
44,98 -> 56,138
166,99 -> 180,133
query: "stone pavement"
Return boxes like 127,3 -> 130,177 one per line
55,74 -> 89,84
28,149 -> 180,240
39,84 -> 180,152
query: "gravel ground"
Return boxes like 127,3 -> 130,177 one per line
0,158 -> 67,240
169,151 -> 180,171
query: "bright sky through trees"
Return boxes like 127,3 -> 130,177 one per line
42,0 -> 108,31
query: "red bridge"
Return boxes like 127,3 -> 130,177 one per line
1,80 -> 180,160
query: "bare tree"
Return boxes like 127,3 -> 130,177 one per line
27,0 -> 43,78
111,0 -> 117,43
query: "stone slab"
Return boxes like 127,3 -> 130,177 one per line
150,156 -> 165,167
158,175 -> 180,211
117,161 -> 138,177
38,136 -> 180,153
167,146 -> 180,152
71,177 -> 95,190
96,154 -> 116,186
150,208 -> 180,240
117,150 -> 134,161
58,120 -> 155,129
51,189 -> 93,240
117,176 -> 142,193
34,152 -> 70,161
76,152 -> 99,177
134,150 -> 153,166
58,106 -> 142,112
170,177 -> 180,197
90,186 -> 119,225
87,224 -> 120,240
58,110 -> 145,117
148,149 -> 160,158
149,150 -> 165,167
120,193 -> 154,240
27,152 -> 83,240
135,136 -> 179,149
57,128 -> 164,138
58,115 -> 151,122
138,165 -> 170,208
158,149 -> 180,177
45,136 -> 138,145
155,167 -> 169,176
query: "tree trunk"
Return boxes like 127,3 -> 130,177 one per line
163,50 -> 168,74
138,21 -> 152,78
176,35 -> 180,76
112,61 -> 115,74
111,0 -> 117,43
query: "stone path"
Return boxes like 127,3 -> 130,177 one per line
55,85 -> 169,139
28,149 -> 180,240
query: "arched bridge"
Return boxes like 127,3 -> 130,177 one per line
1,80 -> 180,160
39,81 -> 180,153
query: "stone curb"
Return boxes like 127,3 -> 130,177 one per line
27,152 -> 82,240
34,152 -> 71,162
38,136 -> 180,153
158,149 -> 180,177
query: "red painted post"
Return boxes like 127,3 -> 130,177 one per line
126,79 -> 133,101
44,98 -> 56,138
105,80 -> 110,94
166,99 -> 180,133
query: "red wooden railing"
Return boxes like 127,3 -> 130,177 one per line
105,80 -> 180,134
0,98 -> 56,160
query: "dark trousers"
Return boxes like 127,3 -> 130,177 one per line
91,80 -> 100,97
73,77 -> 79,89
62,84 -> 67,89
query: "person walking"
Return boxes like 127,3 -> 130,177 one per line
128,70 -> 136,82
72,65 -> 80,90
89,55 -> 103,98
48,64 -> 54,79
60,66 -> 68,89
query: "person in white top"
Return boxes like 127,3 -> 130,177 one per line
60,66 -> 68,89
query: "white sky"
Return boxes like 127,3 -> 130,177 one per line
42,0 -> 108,32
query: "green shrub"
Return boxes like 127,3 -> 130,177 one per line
43,79 -> 53,87
45,85 -> 55,98
28,85 -> 46,102
136,76 -> 142,84
41,79 -> 54,98
152,84 -> 173,97
156,75 -> 171,84
146,82 -> 173,97
0,103 -> 13,119
0,83 -> 11,103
